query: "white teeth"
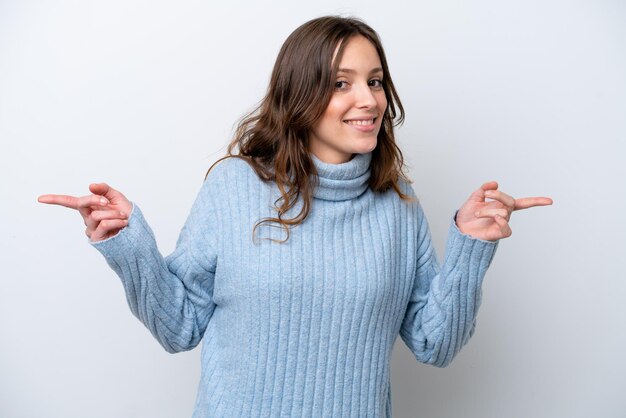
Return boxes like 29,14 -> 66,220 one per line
345,119 -> 374,126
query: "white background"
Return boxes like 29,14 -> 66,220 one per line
1,0 -> 624,417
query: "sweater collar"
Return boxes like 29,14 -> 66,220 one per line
310,152 -> 372,201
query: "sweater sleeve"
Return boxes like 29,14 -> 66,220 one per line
399,201 -> 499,368
89,176 -> 221,354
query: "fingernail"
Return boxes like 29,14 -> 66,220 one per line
485,191 -> 493,196
120,211 -> 126,217
475,211 -> 480,217
100,197 -> 108,205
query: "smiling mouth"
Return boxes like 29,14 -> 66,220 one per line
343,117 -> 376,126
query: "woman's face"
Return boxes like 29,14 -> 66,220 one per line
309,35 -> 388,164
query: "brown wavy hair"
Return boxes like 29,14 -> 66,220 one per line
206,16 -> 413,243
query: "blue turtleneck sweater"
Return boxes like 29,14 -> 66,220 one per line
91,152 -> 499,417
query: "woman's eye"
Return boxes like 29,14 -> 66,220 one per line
369,79 -> 383,88
334,80 -> 348,89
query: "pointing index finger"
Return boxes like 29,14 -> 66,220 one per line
38,193 -> 110,211
514,197 -> 554,211
37,194 -> 80,209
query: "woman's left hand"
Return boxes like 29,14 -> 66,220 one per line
455,181 -> 553,242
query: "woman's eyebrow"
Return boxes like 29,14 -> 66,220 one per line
337,67 -> 384,75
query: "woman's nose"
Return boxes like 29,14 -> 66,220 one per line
353,83 -> 377,108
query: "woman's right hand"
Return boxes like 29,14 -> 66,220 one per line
38,183 -> 133,242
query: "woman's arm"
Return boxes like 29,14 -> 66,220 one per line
399,181 -> 552,367
90,186 -> 219,354
399,204 -> 498,368
39,172 -> 223,354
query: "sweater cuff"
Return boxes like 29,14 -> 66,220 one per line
444,210 -> 499,272
89,203 -> 156,260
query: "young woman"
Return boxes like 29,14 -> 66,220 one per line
38,16 -> 552,417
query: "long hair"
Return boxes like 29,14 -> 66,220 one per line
206,16 -> 413,243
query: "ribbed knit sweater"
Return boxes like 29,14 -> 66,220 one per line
91,151 -> 499,417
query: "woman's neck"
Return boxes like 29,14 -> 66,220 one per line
309,152 -> 372,201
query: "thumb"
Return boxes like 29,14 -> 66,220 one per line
89,183 -> 131,213
467,181 -> 499,203
89,182 -> 122,200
